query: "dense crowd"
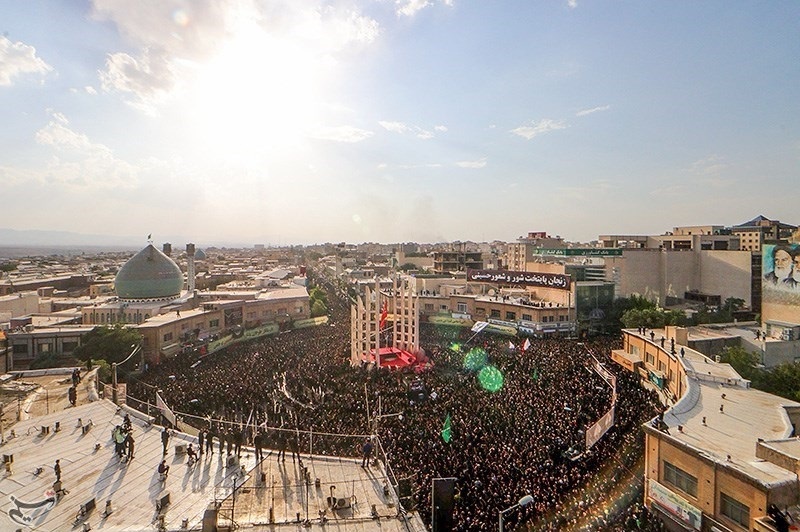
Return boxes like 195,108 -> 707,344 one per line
128,273 -> 662,531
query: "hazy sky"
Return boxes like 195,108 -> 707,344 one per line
1,1 -> 798,246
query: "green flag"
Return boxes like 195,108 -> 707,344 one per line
441,413 -> 452,443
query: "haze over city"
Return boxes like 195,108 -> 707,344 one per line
1,1 -> 798,245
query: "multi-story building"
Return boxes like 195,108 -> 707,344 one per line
731,215 -> 797,252
613,328 -> 800,532
432,245 -> 483,274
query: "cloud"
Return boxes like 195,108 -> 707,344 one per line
456,157 -> 487,169
379,121 -> 410,133
567,0 -> 578,9
510,119 -> 567,140
576,105 -> 610,117
99,50 -> 174,112
0,36 -> 52,86
690,155 -> 728,176
379,120 -> 438,139
310,125 -> 374,143
90,1 -> 381,112
395,0 -> 454,17
34,111 -> 140,188
85,86 -> 98,95
434,125 -> 448,132
396,0 -> 432,17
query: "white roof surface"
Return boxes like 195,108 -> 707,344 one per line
0,400 -> 425,531
632,329 -> 800,488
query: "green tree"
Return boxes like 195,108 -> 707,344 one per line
620,306 -> 688,329
309,286 -> 328,306
0,262 -> 18,272
311,299 -> 328,317
72,325 -> 143,365
718,346 -> 760,381
759,363 -> 800,403
398,262 -> 418,271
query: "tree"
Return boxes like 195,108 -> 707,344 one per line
72,325 -> 143,365
398,262 -> 418,271
620,307 -> 687,329
718,346 -> 760,381
311,299 -> 328,317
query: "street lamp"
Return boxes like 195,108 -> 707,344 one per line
499,494 -> 533,532
112,343 -> 141,405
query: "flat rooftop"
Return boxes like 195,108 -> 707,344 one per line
0,399 -> 424,531
629,329 -> 800,489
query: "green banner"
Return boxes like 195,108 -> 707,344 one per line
530,248 -> 622,256
293,316 -> 329,329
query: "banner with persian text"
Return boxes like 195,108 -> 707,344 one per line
467,269 -> 570,290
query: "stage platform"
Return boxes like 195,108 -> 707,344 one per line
0,399 -> 425,531
364,347 -> 417,369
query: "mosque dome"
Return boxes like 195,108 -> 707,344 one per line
115,244 -> 184,300
194,249 -> 207,260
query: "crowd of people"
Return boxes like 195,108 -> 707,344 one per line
127,273 -> 662,531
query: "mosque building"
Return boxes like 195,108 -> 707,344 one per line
81,241 -> 310,366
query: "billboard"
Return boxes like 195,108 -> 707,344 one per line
467,269 -> 570,290
762,244 -> 800,324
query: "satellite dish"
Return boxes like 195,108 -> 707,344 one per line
488,289 -> 496,296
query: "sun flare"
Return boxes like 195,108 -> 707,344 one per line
186,21 -> 324,159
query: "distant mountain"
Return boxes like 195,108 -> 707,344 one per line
0,228 -> 253,257
0,227 -> 141,247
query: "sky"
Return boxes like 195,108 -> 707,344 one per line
1,1 -> 798,247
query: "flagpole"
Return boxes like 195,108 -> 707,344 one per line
375,280 -> 381,370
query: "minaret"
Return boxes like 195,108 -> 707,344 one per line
186,243 -> 196,292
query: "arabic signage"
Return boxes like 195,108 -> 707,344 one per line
529,248 -> 622,257
467,269 -> 571,290
648,480 -> 702,530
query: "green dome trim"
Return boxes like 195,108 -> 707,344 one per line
115,244 -> 184,300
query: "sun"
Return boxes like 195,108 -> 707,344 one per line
185,20 -> 324,159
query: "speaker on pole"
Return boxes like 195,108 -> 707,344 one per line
431,477 -> 456,532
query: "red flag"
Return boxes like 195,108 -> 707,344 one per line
380,301 -> 388,329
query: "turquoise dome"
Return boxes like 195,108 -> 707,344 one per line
115,244 -> 183,300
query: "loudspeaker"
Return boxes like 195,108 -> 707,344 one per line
431,478 -> 456,532
156,492 -> 170,512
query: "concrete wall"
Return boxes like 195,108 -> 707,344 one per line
0,292 -> 39,319
616,249 -> 751,307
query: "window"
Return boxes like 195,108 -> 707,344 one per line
209,319 -> 219,327
663,461 -> 697,497
646,353 -> 655,365
440,305 -> 448,311
490,309 -> 501,318
559,315 -> 566,321
457,302 -> 467,313
476,307 -> 486,315
13,344 -> 28,354
720,493 -> 749,527
505,311 -> 516,321
425,304 -> 434,311
522,314 -> 532,322
62,341 -> 78,352
163,332 -> 173,342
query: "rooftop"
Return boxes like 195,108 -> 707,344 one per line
629,329 -> 800,489
0,398 -> 425,531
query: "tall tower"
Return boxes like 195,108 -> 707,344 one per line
186,243 -> 196,292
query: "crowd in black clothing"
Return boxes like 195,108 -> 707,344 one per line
128,274 -> 661,531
